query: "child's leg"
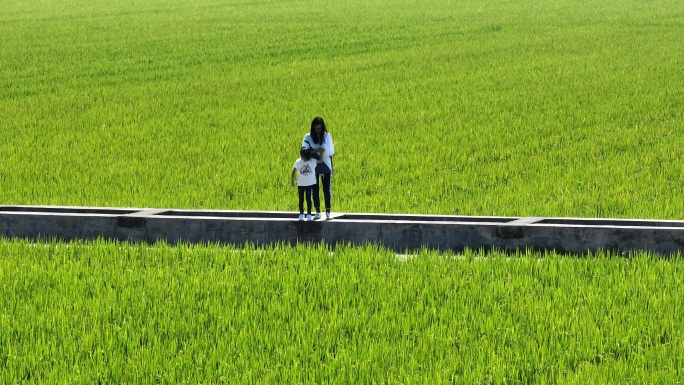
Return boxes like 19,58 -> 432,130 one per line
305,186 -> 313,215
312,174 -> 321,213
321,173 -> 332,212
297,186 -> 305,214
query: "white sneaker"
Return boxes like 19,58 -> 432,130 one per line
298,214 -> 305,221
306,214 -> 314,221
314,212 -> 321,220
326,212 -> 332,220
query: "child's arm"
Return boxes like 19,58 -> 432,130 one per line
290,167 -> 297,187
330,155 -> 334,173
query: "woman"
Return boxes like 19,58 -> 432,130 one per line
302,116 -> 335,220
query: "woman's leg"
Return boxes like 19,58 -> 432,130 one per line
312,174 -> 321,213
321,173 -> 332,212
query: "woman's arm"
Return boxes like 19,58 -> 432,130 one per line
326,134 -> 335,173
303,135 -> 325,154
325,134 -> 335,156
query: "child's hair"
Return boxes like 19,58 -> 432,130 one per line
300,147 -> 311,159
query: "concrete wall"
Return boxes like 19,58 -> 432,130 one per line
1,206 -> 683,256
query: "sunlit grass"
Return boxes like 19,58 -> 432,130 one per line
1,0 -> 683,218
1,239 -> 683,382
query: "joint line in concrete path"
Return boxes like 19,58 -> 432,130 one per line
504,217 -> 545,225
122,209 -> 169,217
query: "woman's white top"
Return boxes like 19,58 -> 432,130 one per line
302,133 -> 335,173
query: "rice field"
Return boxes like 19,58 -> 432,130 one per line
1,239 -> 683,383
2,0 -> 684,382
1,0 -> 683,217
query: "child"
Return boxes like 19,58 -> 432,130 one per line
291,147 -> 323,221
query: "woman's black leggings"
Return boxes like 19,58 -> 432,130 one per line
298,185 -> 313,214
312,173 -> 332,212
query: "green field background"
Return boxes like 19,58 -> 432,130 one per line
3,1 -> 684,382
2,0 -> 682,217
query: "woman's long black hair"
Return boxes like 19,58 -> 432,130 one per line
309,116 -> 328,145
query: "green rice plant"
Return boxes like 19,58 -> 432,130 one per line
1,0 -> 683,218
1,239 -> 683,383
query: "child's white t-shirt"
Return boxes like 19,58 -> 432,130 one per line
293,158 -> 317,186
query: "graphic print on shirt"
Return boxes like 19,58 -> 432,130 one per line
300,164 -> 313,176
